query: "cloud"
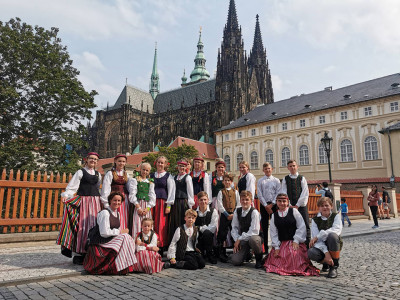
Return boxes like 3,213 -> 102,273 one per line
323,65 -> 337,73
271,74 -> 283,92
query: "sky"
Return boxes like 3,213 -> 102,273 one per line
2,0 -> 400,120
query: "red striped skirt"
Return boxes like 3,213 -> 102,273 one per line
117,195 -> 130,230
153,198 -> 168,247
83,233 -> 137,275
132,200 -> 152,239
265,241 -> 319,276
76,196 -> 101,254
132,250 -> 164,274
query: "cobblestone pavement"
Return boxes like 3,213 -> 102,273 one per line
0,230 -> 399,300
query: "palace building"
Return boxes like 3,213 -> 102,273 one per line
88,0 -> 274,158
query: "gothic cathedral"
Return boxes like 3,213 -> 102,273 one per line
89,0 -> 274,158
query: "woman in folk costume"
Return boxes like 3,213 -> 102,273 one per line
237,161 -> 256,204
84,192 -> 137,275
168,159 -> 195,244
100,154 -> 135,230
264,193 -> 319,276
150,156 -> 176,252
132,218 -> 165,274
190,156 -> 211,210
131,163 -> 156,239
210,160 -> 227,209
57,152 -> 102,265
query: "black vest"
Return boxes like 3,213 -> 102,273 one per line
237,207 -> 255,235
175,174 -> 188,199
139,230 -> 155,245
77,168 -> 100,196
211,172 -> 225,197
191,171 -> 205,195
313,213 -> 337,231
285,175 -> 303,206
274,208 -> 297,242
195,208 -> 214,227
86,209 -> 120,247
175,226 -> 198,261
238,174 -> 247,194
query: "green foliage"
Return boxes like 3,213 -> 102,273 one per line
142,144 -> 199,175
0,18 -> 97,173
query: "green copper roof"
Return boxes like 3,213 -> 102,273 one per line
198,135 -> 205,142
153,143 -> 160,151
149,43 -> 160,99
181,69 -> 187,84
190,28 -> 210,83
132,144 -> 140,154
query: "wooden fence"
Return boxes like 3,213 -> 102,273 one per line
0,169 -> 72,234
0,169 -> 368,234
397,193 -> 400,213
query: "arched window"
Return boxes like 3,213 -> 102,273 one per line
318,143 -> 328,164
299,145 -> 309,165
224,155 -> 231,172
340,139 -> 353,162
364,136 -> 378,160
236,153 -> 243,170
250,151 -> 258,169
281,147 -> 291,167
265,149 -> 274,167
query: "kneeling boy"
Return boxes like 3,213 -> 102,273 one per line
231,191 -> 263,268
308,197 -> 343,278
167,209 -> 205,270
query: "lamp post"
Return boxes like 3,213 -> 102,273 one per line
321,131 -> 333,183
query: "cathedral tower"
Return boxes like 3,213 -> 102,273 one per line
248,15 -> 274,104
215,0 -> 249,126
149,43 -> 159,99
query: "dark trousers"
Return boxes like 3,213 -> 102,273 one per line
297,206 -> 310,245
370,206 -> 378,226
308,233 -> 341,267
197,229 -> 214,254
260,204 -> 277,254
217,214 -> 232,244
182,251 -> 206,270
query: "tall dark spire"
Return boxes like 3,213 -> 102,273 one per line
251,15 -> 264,56
226,0 -> 239,30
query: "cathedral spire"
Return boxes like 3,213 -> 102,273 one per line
226,0 -> 239,30
251,14 -> 264,56
189,27 -> 210,84
149,42 -> 159,99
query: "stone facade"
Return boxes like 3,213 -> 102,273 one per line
89,0 -> 274,158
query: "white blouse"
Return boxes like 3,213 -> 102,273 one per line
131,178 -> 156,209
281,172 -> 309,207
136,231 -> 158,252
97,209 -> 120,238
311,212 -> 343,253
270,207 -> 307,250
216,187 -> 241,215
174,174 -> 195,208
196,206 -> 219,234
100,170 -> 135,208
167,224 -> 198,259
61,167 -> 101,199
231,208 -> 260,242
257,175 -> 281,206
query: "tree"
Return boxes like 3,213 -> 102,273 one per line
0,18 -> 97,173
142,144 -> 199,175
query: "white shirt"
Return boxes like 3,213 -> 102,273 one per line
100,170 -> 134,208
154,171 -> 176,205
209,173 -> 234,204
61,167 -> 101,199
270,208 -> 307,250
174,174 -> 195,208
216,187 -> 241,215
97,209 -> 120,238
136,231 -> 158,252
231,208 -> 260,242
196,206 -> 219,234
257,175 -> 281,206
130,178 -> 156,209
239,172 -> 256,201
167,224 -> 198,259
192,170 -> 212,200
311,212 -> 343,253
281,172 -> 309,207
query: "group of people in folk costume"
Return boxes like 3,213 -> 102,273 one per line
57,152 -> 343,278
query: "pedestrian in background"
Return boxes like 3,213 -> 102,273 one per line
367,185 -> 380,229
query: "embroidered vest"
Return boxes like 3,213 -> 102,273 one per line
151,172 -> 169,200
191,171 -> 205,195
285,175 -> 303,206
139,230 -> 155,245
237,207 -> 255,235
313,213 -> 337,231
221,188 -> 236,213
274,208 -> 297,242
77,168 -> 100,196
111,171 -> 128,197
195,208 -> 214,227
137,181 -> 150,201
175,174 -> 188,199
211,171 -> 225,197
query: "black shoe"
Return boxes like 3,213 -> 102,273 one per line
176,261 -> 185,269
348,223 -> 352,227
327,266 -> 338,278
61,247 -> 72,258
72,255 -> 84,265
208,255 -> 218,264
219,253 -> 229,263
244,251 -> 253,262
163,262 -> 171,269
255,254 -> 263,269
321,264 -> 329,272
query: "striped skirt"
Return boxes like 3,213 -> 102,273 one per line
132,250 -> 164,274
57,195 -> 101,254
131,200 -> 152,239
117,195 -> 130,230
83,233 -> 137,275
153,198 -> 169,248
265,241 -> 319,276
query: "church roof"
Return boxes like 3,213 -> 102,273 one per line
218,73 -> 400,131
111,85 -> 154,113
169,136 -> 218,159
153,79 -> 216,113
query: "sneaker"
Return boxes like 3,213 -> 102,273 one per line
348,224 -> 352,227
371,225 -> 379,229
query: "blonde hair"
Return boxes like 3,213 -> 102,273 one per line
239,161 -> 250,170
317,197 -> 333,207
185,209 -> 197,218
262,162 -> 272,169
197,191 -> 208,199
240,190 -> 253,199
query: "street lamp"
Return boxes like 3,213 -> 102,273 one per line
321,131 -> 333,183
